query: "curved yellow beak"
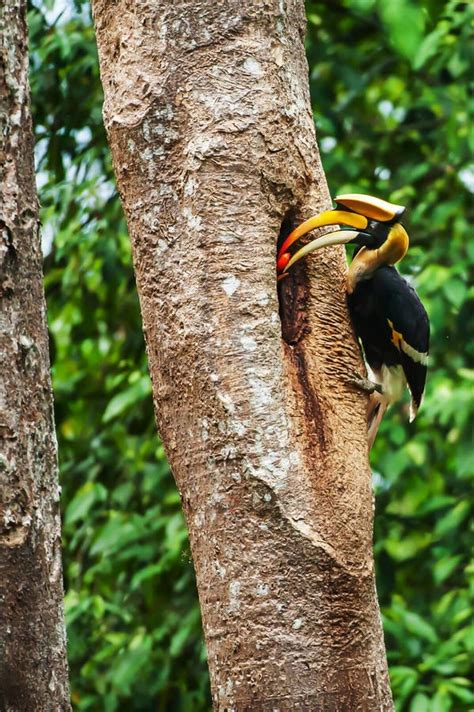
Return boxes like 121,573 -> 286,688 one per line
283,230 -> 361,272
277,210 -> 368,262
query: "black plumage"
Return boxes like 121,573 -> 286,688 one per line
348,264 -> 430,416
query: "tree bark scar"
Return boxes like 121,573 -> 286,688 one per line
291,343 -> 327,452
278,270 -> 309,345
277,245 -> 327,452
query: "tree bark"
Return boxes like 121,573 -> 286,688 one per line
91,1 -> 393,709
0,3 -> 71,710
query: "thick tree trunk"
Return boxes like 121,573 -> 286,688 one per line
0,3 -> 71,710
92,1 -> 393,709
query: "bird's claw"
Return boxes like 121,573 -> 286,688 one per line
348,372 -> 383,395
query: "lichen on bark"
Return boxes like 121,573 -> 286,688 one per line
0,2 -> 71,709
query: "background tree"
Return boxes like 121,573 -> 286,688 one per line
0,1 -> 70,709
29,0 -> 472,710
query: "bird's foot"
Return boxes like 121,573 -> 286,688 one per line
348,372 -> 383,395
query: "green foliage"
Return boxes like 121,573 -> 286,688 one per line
29,0 -> 472,709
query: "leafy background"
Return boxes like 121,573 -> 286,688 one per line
29,0 -> 473,710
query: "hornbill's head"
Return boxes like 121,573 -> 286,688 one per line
277,194 -> 410,292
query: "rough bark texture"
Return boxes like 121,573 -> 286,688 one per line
0,3 -> 71,710
92,1 -> 394,709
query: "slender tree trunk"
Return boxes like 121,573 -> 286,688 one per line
92,1 -> 393,709
0,3 -> 71,710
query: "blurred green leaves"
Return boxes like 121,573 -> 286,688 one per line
29,0 -> 472,710
379,0 -> 426,62
102,374 -> 152,423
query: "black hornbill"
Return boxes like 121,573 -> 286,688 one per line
277,194 -> 429,447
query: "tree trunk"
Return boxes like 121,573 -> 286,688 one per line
0,3 -> 71,710
91,1 -> 393,709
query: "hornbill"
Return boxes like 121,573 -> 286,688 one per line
277,194 -> 429,447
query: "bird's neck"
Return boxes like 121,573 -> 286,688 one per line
347,223 -> 409,293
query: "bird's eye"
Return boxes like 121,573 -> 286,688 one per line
367,220 -> 380,232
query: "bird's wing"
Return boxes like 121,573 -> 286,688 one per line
373,268 -> 430,419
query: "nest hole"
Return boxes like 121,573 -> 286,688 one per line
277,209 -> 310,346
